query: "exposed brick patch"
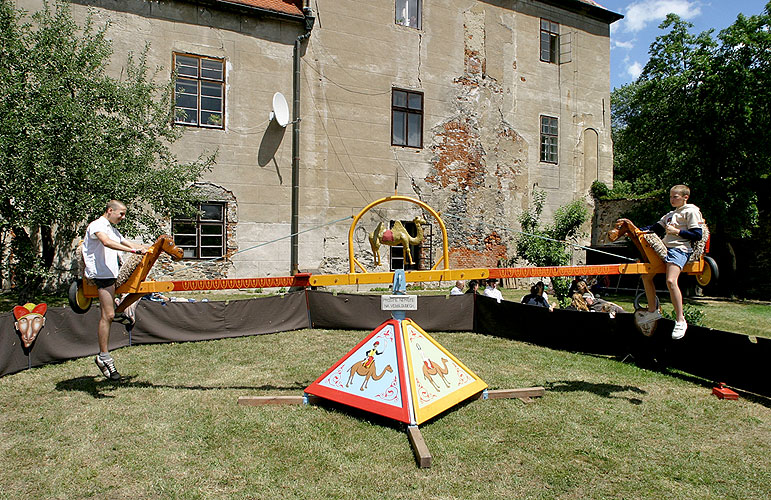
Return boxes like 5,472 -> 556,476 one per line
426,119 -> 486,191
449,235 -> 507,268
421,7 -> 530,267
465,47 -> 485,76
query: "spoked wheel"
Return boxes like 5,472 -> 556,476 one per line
68,280 -> 93,314
696,255 -> 719,288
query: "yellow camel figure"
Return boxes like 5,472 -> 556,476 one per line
368,216 -> 426,267
346,361 -> 394,391
422,358 -> 451,391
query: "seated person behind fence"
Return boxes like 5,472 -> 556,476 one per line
142,292 -> 171,303
564,293 -> 590,311
450,280 -> 465,295
483,278 -> 503,303
568,276 -> 583,296
465,280 -> 480,294
576,280 -> 624,315
521,284 -> 553,311
538,281 -> 555,306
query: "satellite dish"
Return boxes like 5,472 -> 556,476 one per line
269,92 -> 290,127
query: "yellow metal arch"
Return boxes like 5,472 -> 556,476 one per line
348,195 -> 450,274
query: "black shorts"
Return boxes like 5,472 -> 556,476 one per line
93,278 -> 117,289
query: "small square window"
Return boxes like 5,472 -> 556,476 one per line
172,202 -> 226,259
174,53 -> 225,129
395,0 -> 421,29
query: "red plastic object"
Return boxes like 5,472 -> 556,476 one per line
712,383 -> 738,400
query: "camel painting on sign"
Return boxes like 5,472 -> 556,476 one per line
311,321 -> 406,418
368,216 -> 426,267
306,318 -> 488,425
346,346 -> 394,391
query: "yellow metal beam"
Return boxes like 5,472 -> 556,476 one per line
309,268 -> 488,287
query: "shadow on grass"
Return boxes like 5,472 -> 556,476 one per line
55,376 -> 311,399
545,380 -> 646,404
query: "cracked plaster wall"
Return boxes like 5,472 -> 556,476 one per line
422,6 -> 529,268
24,0 -> 616,281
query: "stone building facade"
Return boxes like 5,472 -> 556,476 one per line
16,0 -> 622,281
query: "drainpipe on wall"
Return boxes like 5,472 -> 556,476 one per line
290,4 -> 315,275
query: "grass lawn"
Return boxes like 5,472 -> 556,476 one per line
1,328 -> 768,499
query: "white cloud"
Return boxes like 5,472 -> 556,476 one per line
613,40 -> 635,50
626,61 -> 644,79
623,0 -> 702,33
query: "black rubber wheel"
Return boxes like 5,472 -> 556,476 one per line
68,280 -> 92,314
696,255 -> 719,288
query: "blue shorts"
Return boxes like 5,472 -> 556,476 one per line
665,248 -> 691,269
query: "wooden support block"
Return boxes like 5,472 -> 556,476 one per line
407,425 -> 432,468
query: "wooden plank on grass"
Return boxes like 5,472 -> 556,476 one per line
238,395 -> 322,406
472,387 -> 545,401
407,425 -> 432,468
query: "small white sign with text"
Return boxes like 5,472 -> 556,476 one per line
381,294 -> 418,311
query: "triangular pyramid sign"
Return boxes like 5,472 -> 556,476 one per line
306,318 -> 487,424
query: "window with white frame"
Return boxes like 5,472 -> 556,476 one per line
540,19 -> 559,64
540,115 -> 558,163
392,89 -> 423,148
395,0 -> 421,29
174,53 -> 225,128
172,202 -> 226,259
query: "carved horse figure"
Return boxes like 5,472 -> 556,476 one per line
113,234 -> 185,315
368,216 -> 426,267
422,358 -> 451,391
608,217 -> 709,265
71,234 -> 184,314
346,361 -> 393,391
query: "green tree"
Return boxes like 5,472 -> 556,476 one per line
0,0 -> 214,300
611,6 -> 771,294
511,190 -> 589,306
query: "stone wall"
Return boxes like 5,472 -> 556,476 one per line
15,0 -> 620,282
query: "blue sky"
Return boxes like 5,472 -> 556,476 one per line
598,0 -> 770,90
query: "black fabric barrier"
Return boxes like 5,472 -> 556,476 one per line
130,292 -> 309,345
0,307 -> 129,377
307,291 -> 474,332
0,291 -> 768,396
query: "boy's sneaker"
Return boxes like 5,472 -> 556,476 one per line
672,321 -> 688,340
95,355 -> 121,381
637,310 -> 662,325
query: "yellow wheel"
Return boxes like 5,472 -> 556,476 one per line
696,256 -> 719,288
68,280 -> 93,314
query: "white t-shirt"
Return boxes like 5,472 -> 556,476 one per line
483,286 -> 503,303
450,286 -> 464,295
82,216 -> 124,279
658,203 -> 704,251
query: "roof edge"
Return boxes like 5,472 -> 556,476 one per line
536,0 -> 624,23
183,0 -> 306,23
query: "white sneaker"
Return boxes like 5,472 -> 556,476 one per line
672,321 -> 688,340
637,310 -> 662,325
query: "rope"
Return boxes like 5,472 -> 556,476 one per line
441,213 -> 638,262
159,215 -> 354,277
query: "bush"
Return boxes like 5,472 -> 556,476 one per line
662,303 -> 706,326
